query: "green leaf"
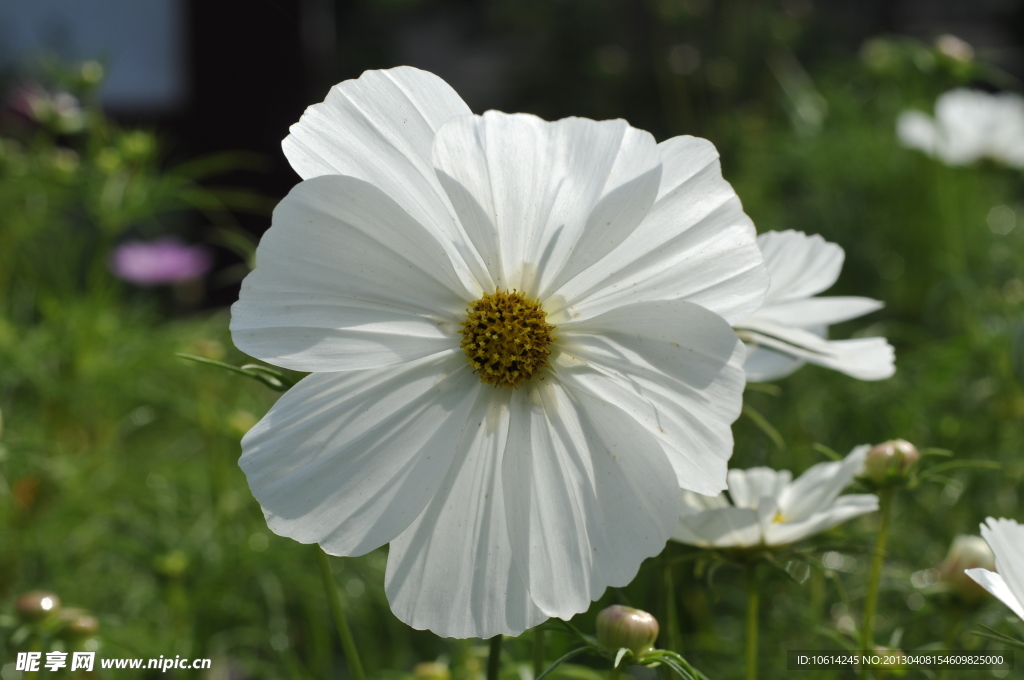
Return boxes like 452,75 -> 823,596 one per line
175,354 -> 296,391
743,403 -> 785,450
812,443 -> 843,461
535,648 -> 592,680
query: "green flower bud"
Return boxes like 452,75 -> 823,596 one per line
596,605 -> 659,656
59,607 -> 100,637
937,535 -> 994,603
863,439 -> 920,484
16,591 -> 61,622
412,661 -> 450,680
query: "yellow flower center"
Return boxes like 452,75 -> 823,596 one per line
460,289 -> 556,389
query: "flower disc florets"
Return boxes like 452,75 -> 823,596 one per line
460,289 -> 555,389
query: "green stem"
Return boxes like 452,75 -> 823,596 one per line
746,563 -> 759,680
663,559 -> 682,652
609,663 -> 623,680
316,548 -> 366,680
860,487 -> 893,677
487,635 -> 503,680
533,628 -> 546,678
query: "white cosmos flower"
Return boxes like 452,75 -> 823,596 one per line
734,230 -> 895,382
230,66 -> 769,638
897,89 -> 1024,168
966,517 -> 1024,619
671,446 -> 878,549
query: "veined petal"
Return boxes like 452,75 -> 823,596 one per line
765,494 -> 878,546
281,66 -> 487,287
738,320 -> 895,381
672,505 -> 762,548
727,468 -> 791,509
231,175 -> 470,372
757,230 -> 844,304
742,344 -> 805,382
502,383 -> 679,617
432,111 -> 662,298
777,445 -> 870,522
966,569 -> 1024,620
385,393 -> 547,638
555,300 -> 746,495
240,351 -> 479,557
750,296 -> 883,327
980,518 -> 1024,617
553,136 -> 767,324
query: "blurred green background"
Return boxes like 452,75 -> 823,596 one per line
1,1 -> 1024,678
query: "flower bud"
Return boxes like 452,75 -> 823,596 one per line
935,35 -> 973,63
412,662 -> 450,680
937,535 -> 995,603
863,439 -> 920,483
596,605 -> 659,655
16,591 -> 61,622
59,607 -> 100,638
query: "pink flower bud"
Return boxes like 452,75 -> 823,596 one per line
863,439 -> 920,483
15,591 -> 60,622
596,605 -> 659,655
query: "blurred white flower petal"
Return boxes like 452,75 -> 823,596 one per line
897,89 -> 1024,169
966,517 -> 1024,619
231,66 -> 769,638
736,230 -> 894,381
672,446 -> 878,549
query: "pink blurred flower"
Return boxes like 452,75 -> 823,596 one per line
110,238 -> 213,286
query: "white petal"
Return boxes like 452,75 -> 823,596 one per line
555,300 -> 747,495
502,383 -> 679,618
240,351 -> 479,557
777,445 -> 869,522
727,467 -> 791,509
672,506 -> 762,548
432,111 -> 662,298
966,568 -> 1024,620
765,494 -> 878,546
680,489 -> 731,514
896,111 -> 938,155
281,66 -> 487,287
553,136 -> 768,324
231,175 -> 471,372
738,320 -> 895,381
385,393 -> 548,638
750,296 -> 883,328
757,230 -> 844,304
980,518 -> 1024,618
742,344 -> 805,382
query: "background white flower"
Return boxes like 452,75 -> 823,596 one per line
735,230 -> 894,382
230,67 -> 769,638
897,89 -> 1024,169
672,446 -> 878,549
966,517 -> 1024,619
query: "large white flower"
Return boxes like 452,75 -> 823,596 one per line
230,66 -> 769,638
671,446 -> 878,549
734,230 -> 894,382
897,89 -> 1024,168
966,517 -> 1024,619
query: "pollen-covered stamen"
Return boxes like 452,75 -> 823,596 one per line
460,289 -> 556,389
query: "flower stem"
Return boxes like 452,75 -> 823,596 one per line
316,548 -> 366,680
533,628 -> 546,678
487,635 -> 503,680
746,563 -> 759,680
663,559 -> 682,652
860,487 -> 893,676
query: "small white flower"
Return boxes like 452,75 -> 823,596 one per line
897,89 -> 1024,168
966,517 -> 1024,619
671,446 -> 878,549
231,67 -> 769,637
734,230 -> 894,382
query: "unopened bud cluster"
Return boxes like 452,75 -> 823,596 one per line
596,605 -> 659,656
